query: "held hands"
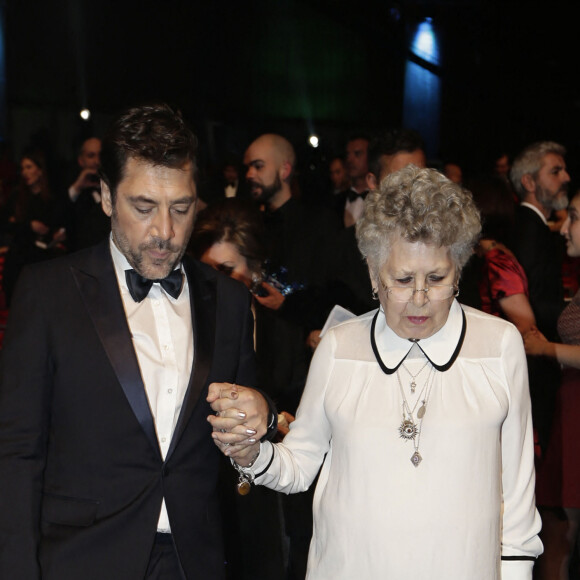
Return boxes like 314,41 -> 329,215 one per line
254,282 -> 285,310
207,383 -> 267,463
523,328 -> 549,357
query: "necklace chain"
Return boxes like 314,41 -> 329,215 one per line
396,362 -> 436,467
400,359 -> 430,394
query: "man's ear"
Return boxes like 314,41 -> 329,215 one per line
366,172 -> 378,191
280,161 -> 292,182
101,181 -> 113,217
521,173 -> 536,194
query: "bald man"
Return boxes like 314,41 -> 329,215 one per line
244,133 -> 295,212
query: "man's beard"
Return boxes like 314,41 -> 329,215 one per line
250,173 -> 283,205
111,216 -> 187,280
536,182 -> 569,212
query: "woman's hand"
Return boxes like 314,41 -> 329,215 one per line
276,411 -> 295,439
306,330 -> 322,350
523,328 -> 549,356
207,383 -> 269,453
254,282 -> 285,310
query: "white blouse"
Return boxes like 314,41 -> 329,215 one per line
250,301 -> 543,579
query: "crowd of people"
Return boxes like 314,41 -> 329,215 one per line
0,104 -> 579,579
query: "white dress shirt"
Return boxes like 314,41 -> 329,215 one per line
110,238 -> 194,532
249,301 -> 542,579
343,188 -> 366,228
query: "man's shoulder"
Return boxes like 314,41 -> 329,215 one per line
515,204 -> 547,229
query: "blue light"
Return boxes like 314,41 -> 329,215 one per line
403,17 -> 441,159
411,18 -> 439,67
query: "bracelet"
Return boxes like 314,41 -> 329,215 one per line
254,444 -> 275,478
233,448 -> 260,470
232,452 -> 259,496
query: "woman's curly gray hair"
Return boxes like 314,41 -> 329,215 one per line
356,165 -> 481,278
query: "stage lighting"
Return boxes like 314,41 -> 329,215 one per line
309,134 -> 319,148
80,108 -> 91,121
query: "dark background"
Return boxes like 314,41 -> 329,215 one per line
2,0 -> 579,182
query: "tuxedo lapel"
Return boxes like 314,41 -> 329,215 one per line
71,242 -> 161,458
166,259 -> 216,459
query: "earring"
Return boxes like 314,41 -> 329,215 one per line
371,288 -> 379,301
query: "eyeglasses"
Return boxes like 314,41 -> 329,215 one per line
380,282 -> 459,302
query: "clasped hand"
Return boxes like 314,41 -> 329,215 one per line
207,383 -> 266,462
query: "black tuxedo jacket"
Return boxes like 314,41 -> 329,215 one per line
513,204 -> 565,340
0,240 -> 256,579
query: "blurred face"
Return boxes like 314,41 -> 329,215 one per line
201,241 -> 252,287
443,163 -> 462,184
374,238 -> 457,340
102,157 -> 197,280
244,140 -> 283,204
561,194 -> 580,258
223,165 -> 238,183
533,153 -> 570,212
345,139 -> 369,180
329,158 -> 347,189
21,158 -> 42,189
379,150 -> 426,180
494,155 -> 510,178
79,138 -> 101,170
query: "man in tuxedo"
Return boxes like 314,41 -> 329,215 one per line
0,103 -> 271,580
510,141 -> 569,343
67,136 -> 111,250
510,140 -> 569,451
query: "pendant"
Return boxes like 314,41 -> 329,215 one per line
417,403 -> 426,419
410,379 -> 416,394
410,451 -> 422,467
399,418 -> 418,440
237,476 -> 252,496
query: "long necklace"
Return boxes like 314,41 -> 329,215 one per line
400,359 -> 429,394
396,364 -> 436,467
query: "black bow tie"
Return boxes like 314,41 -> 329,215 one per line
346,190 -> 369,203
125,268 -> 184,302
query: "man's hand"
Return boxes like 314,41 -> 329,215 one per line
70,169 -> 99,201
207,383 -> 269,454
30,220 -> 50,236
254,282 -> 285,310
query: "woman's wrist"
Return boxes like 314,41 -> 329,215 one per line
231,442 -> 261,468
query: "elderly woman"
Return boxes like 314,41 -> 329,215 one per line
211,166 -> 542,579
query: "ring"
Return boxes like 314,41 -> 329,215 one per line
224,442 -> 231,447
220,428 -> 226,433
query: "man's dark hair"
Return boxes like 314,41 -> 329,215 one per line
100,103 -> 198,200
368,129 -> 425,179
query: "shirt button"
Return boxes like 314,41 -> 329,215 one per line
168,388 -> 173,394
161,437 -> 166,443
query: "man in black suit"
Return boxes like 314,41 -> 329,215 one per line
510,140 -> 570,451
0,103 -> 271,580
66,136 -> 111,250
